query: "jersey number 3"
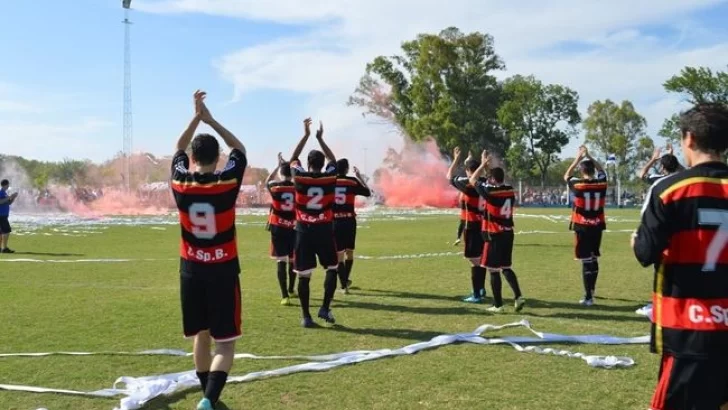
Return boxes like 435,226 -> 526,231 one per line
699,209 -> 728,272
189,203 -> 217,239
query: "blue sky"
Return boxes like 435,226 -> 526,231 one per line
1,0 -> 728,172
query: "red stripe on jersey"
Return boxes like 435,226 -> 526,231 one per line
295,175 -> 337,184
571,213 -> 605,227
297,209 -> 333,224
171,179 -> 239,195
661,229 -> 728,265
269,214 -> 295,228
179,208 -> 235,235
483,221 -> 511,234
572,182 -> 608,191
180,238 -> 238,263
572,196 -> 606,209
295,193 -> 334,206
660,178 -> 728,205
655,296 -> 728,331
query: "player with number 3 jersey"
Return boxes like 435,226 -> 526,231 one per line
170,90 -> 246,410
632,103 -> 728,410
470,151 -> 525,313
288,118 -> 340,328
265,153 -> 297,306
564,145 -> 607,306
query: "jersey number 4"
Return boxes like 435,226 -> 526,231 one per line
500,199 -> 512,218
189,203 -> 217,239
699,209 -> 728,272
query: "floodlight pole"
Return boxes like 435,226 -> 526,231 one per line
122,0 -> 133,191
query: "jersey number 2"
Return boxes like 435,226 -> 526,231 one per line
189,203 -> 217,239
699,209 -> 728,272
307,187 -> 324,210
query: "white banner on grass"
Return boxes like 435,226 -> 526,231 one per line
0,320 -> 648,410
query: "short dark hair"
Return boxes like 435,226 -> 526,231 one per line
464,159 -> 481,173
490,167 -> 505,183
336,158 -> 350,177
307,150 -> 325,171
579,159 -> 595,176
279,162 -> 292,178
0,179 -> 8,187
679,103 -> 728,154
659,154 -> 680,173
190,134 -> 220,167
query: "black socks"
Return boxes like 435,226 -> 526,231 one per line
298,277 -> 311,318
582,260 -> 594,300
345,259 -> 354,284
204,370 -> 228,405
288,263 -> 296,293
322,269 -> 338,310
337,262 -> 347,289
502,269 -> 522,299
196,371 -> 209,393
277,262 -> 288,298
490,271 -> 503,307
470,266 -> 480,298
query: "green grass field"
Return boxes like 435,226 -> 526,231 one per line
0,208 -> 658,410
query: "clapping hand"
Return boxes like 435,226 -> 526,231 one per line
316,121 -> 324,140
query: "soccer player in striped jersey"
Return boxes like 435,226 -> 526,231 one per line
171,91 -> 246,410
447,147 -> 488,303
638,144 -> 683,186
265,153 -> 297,306
453,151 -> 474,246
333,159 -> 372,294
288,118 -> 339,328
564,145 -> 607,306
469,150 -> 525,313
632,103 -> 728,410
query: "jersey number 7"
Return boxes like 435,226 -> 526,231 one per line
699,209 -> 728,272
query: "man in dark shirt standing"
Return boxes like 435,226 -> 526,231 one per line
0,179 -> 18,253
633,103 -> 728,410
170,90 -> 247,410
288,118 -> 339,328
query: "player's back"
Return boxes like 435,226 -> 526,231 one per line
648,162 -> 728,358
481,184 -> 515,234
568,173 -> 607,230
451,176 -> 484,228
267,180 -> 296,230
333,176 -> 371,219
171,149 -> 246,274
292,162 -> 337,229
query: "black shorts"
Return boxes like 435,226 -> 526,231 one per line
270,228 -> 295,260
0,216 -> 11,234
334,219 -> 357,252
294,228 -> 338,275
574,229 -> 602,260
180,273 -> 242,342
650,353 -> 728,410
463,229 -> 484,259
480,231 -> 514,270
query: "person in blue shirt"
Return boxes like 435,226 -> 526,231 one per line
0,179 -> 19,253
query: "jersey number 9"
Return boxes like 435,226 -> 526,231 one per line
189,202 -> 217,239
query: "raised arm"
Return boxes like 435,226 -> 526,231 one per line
639,148 -> 662,180
197,95 -> 246,155
290,118 -> 312,162
469,150 -> 490,187
315,121 -> 336,163
446,147 -> 462,180
353,166 -> 372,196
563,146 -> 586,182
175,90 -> 204,152
583,146 -> 605,175
266,155 -> 283,186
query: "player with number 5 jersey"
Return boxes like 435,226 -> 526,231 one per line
265,153 -> 297,306
564,145 -> 607,306
170,91 -> 246,410
288,118 -> 340,328
470,151 -> 525,313
632,103 -> 728,410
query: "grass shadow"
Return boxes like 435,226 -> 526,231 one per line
10,251 -> 85,257
355,289 -> 464,303
328,324 -> 446,341
143,390 -> 232,410
523,298 -> 642,313
333,299 -> 481,316
516,243 -> 571,248
526,311 -> 649,323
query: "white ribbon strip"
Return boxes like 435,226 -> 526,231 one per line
0,320 -> 647,410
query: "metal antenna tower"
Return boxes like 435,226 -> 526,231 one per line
122,0 -> 133,190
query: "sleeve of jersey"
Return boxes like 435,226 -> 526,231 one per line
220,149 -> 248,179
633,185 -> 669,267
450,177 -> 469,192
170,150 -> 190,180
325,161 -> 338,175
356,181 -> 372,197
290,159 -> 305,175
566,177 -> 577,191
596,171 -> 608,182
473,181 -> 489,198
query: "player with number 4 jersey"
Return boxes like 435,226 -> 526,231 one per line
170,90 -> 246,410
632,103 -> 728,410
470,151 -> 525,313
265,153 -> 297,306
564,145 -> 607,306
288,118 -> 340,328
333,159 -> 371,294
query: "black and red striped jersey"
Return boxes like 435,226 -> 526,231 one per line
333,176 -> 371,220
170,149 -> 246,275
474,182 -> 515,235
634,162 -> 728,359
567,172 -> 608,231
458,192 -> 466,222
291,159 -> 337,232
450,176 -> 485,230
267,180 -> 295,231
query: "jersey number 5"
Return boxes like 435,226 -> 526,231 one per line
335,187 -> 347,205
307,187 -> 325,210
189,203 -> 217,239
699,209 -> 728,272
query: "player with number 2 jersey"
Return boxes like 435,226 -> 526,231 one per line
170,90 -> 246,410
288,118 -> 340,328
265,154 -> 297,305
564,145 -> 607,306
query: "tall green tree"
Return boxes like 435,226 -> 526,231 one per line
583,100 -> 653,180
348,27 -> 506,156
659,66 -> 728,143
497,75 -> 580,186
